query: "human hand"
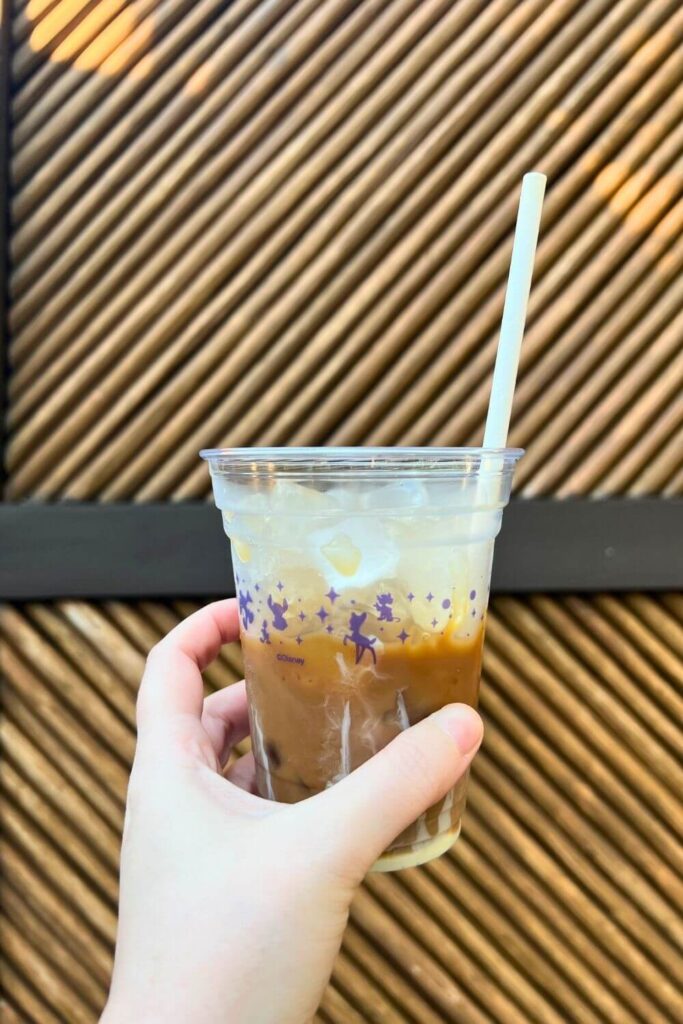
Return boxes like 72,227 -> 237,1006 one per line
102,600 -> 483,1024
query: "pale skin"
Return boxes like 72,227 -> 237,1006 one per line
102,599 -> 484,1024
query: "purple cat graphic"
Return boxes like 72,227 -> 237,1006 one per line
238,590 -> 254,628
344,611 -> 377,665
374,592 -> 396,622
268,594 -> 289,631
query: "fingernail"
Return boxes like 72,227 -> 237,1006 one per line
432,704 -> 483,754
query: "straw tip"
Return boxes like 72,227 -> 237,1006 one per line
523,170 -> 548,185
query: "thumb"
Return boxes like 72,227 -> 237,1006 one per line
310,703 -> 483,875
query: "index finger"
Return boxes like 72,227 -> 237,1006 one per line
137,599 -> 240,729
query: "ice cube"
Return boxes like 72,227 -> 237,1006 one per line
272,479 -> 337,516
311,518 -> 399,590
321,534 -> 362,577
361,480 -> 428,512
212,478 -> 270,515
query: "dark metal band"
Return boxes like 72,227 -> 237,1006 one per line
1,499 -> 680,600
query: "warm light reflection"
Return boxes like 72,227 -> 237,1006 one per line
544,106 -> 570,131
184,59 -> 215,98
594,159 -> 681,238
30,0 -> 108,51
27,0 -> 58,17
28,0 -> 154,78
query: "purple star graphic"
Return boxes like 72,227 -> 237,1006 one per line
426,592 -> 434,602
431,618 -> 438,628
255,583 -> 260,591
442,598 -> 451,609
398,629 -> 409,644
326,624 -> 334,633
296,635 -> 303,645
298,611 -> 306,622
469,589 -> 477,600
316,607 -> 329,622
277,581 -> 284,591
326,587 -> 339,603
407,592 -> 415,602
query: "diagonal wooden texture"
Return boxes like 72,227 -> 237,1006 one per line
1,596 -> 682,1022
3,0 -> 683,500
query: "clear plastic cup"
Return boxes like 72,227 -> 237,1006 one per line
200,447 -> 522,871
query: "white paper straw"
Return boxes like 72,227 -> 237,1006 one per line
483,172 -> 547,449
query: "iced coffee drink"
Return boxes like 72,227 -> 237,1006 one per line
201,447 -> 521,871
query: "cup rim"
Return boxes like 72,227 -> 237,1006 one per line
199,446 -> 524,471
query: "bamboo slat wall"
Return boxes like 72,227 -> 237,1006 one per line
3,1 -> 683,1022
4,0 -> 683,499
1,597 -> 682,1023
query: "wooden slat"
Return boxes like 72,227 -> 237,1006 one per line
2,743 -> 120,901
7,0 -> 491,487
317,984 -> 368,1024
340,923 -> 445,1024
480,722 -> 683,979
4,0 -> 682,499
300,39 -> 683,448
0,995 -> 33,1024
624,593 -> 683,659
2,884 -> 106,1013
351,884 -> 491,1023
324,948 -> 412,1024
435,831 -> 628,1024
601,391 -> 683,494
481,634 -> 683,889
463,783 -> 675,1024
563,595 -> 683,747
0,605 -> 136,763
388,869 -> 569,1024
1,839 -> 114,983
0,948 -> 64,1024
13,0 -> 194,129
492,598 -> 683,840
0,650 -> 128,819
594,594 -> 683,681
63,3 -> 683,497
2,596 -> 682,1021
2,799 -> 117,947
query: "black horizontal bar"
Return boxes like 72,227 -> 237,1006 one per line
0,499 -> 681,601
